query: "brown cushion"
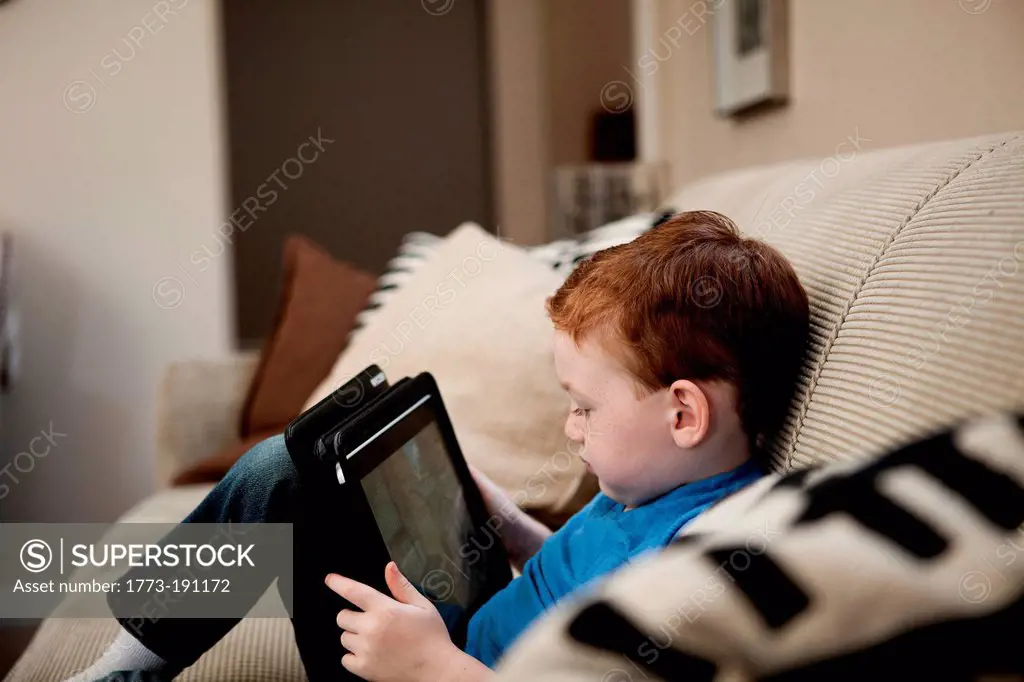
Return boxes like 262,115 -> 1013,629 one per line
240,234 -> 378,437
171,430 -> 280,486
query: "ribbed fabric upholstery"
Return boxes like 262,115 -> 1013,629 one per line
667,131 -> 1024,471
7,618 -> 305,682
4,485 -> 306,682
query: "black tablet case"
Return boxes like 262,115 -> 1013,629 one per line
285,365 -> 394,682
284,368 -> 512,681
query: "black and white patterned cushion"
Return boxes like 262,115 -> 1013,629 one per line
352,231 -> 444,330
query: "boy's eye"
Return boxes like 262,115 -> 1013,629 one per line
572,407 -> 590,417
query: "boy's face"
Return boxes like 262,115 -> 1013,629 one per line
553,330 -> 686,506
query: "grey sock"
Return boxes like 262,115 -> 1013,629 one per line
65,628 -> 169,682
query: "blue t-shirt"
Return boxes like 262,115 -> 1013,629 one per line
464,459 -> 764,667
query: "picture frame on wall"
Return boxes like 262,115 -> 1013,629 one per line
712,0 -> 789,117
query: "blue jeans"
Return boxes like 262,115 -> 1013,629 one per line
103,435 -> 360,682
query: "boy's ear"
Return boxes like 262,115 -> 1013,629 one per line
668,379 -> 711,449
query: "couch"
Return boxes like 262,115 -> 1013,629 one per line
6,129 -> 1023,681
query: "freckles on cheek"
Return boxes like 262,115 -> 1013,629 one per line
609,408 -> 648,446
586,414 -> 615,451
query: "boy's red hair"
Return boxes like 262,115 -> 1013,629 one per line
546,211 -> 809,454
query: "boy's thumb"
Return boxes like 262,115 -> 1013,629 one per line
384,562 -> 431,608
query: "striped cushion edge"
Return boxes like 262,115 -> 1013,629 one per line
352,214 -> 659,336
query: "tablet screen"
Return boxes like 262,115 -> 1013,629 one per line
360,421 -> 481,621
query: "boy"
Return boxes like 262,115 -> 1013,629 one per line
70,211 -> 808,682
322,210 -> 809,681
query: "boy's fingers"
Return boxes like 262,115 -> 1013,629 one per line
335,608 -> 365,633
384,561 -> 432,608
470,465 -> 493,488
340,631 -> 364,656
325,573 -> 390,611
341,653 -> 364,676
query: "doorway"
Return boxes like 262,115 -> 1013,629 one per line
221,0 -> 493,344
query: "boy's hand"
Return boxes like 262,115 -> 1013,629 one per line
470,465 -> 519,519
470,466 -> 552,569
326,562 -> 464,682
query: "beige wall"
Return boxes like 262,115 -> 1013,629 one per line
547,0 -> 634,165
489,0 -> 634,244
0,0 -> 233,521
489,0 -> 551,246
642,0 -> 1024,188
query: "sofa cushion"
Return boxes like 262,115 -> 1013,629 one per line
352,231 -> 445,334
304,223 -> 597,522
350,216 -> 654,342
240,234 -> 377,438
7,616 -> 304,682
168,235 -> 376,487
666,131 -> 1024,471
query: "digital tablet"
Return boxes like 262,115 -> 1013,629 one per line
320,372 -> 513,643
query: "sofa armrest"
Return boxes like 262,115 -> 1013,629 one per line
154,352 -> 260,490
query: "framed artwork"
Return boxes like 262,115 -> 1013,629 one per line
712,0 -> 789,117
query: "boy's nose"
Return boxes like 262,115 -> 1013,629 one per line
564,416 -> 584,444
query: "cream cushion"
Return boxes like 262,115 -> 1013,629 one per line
304,223 -> 595,518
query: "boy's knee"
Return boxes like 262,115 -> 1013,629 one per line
180,434 -> 299,526
226,435 -> 298,493
225,432 -> 299,512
